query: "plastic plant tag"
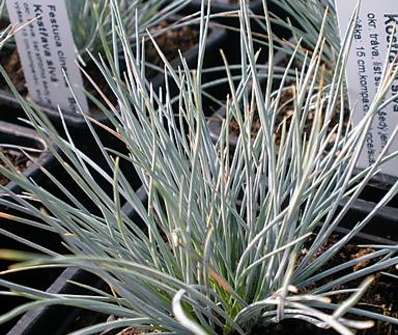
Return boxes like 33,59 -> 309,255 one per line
335,0 -> 398,178
5,0 -> 88,114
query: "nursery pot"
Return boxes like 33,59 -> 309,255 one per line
0,120 -> 145,333
180,0 -> 290,32
6,186 -> 148,335
183,0 -> 286,25
0,19 -> 227,132
5,222 -> 398,335
0,121 -> 64,333
0,120 -> 54,212
344,172 -> 398,242
5,268 -> 104,335
182,0 -> 264,16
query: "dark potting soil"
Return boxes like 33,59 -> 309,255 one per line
145,21 -> 199,78
62,306 -> 145,335
277,236 -> 398,335
0,147 -> 31,186
228,86 -> 297,140
228,86 -> 349,146
258,285 -> 398,335
227,87 -> 294,141
103,325 -> 146,335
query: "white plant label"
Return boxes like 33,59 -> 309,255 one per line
5,0 -> 88,114
335,0 -> 398,177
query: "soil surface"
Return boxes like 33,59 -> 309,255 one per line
0,147 -> 31,186
319,237 -> 398,335
257,236 -> 398,335
114,329 -> 145,335
227,88 -> 291,142
65,311 -> 145,335
228,86 -> 349,146
228,87 -> 295,140
145,21 -> 199,78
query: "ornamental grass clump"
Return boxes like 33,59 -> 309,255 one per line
0,1 -> 398,335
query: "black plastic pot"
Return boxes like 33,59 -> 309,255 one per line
6,186 -> 148,335
180,0 -> 289,27
0,21 -> 227,132
0,121 -> 57,253
0,121 -> 62,333
183,0 -> 263,16
345,173 -> 398,242
182,0 -> 296,40
0,121 -> 56,217
5,267 -> 104,335
0,120 -> 145,333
